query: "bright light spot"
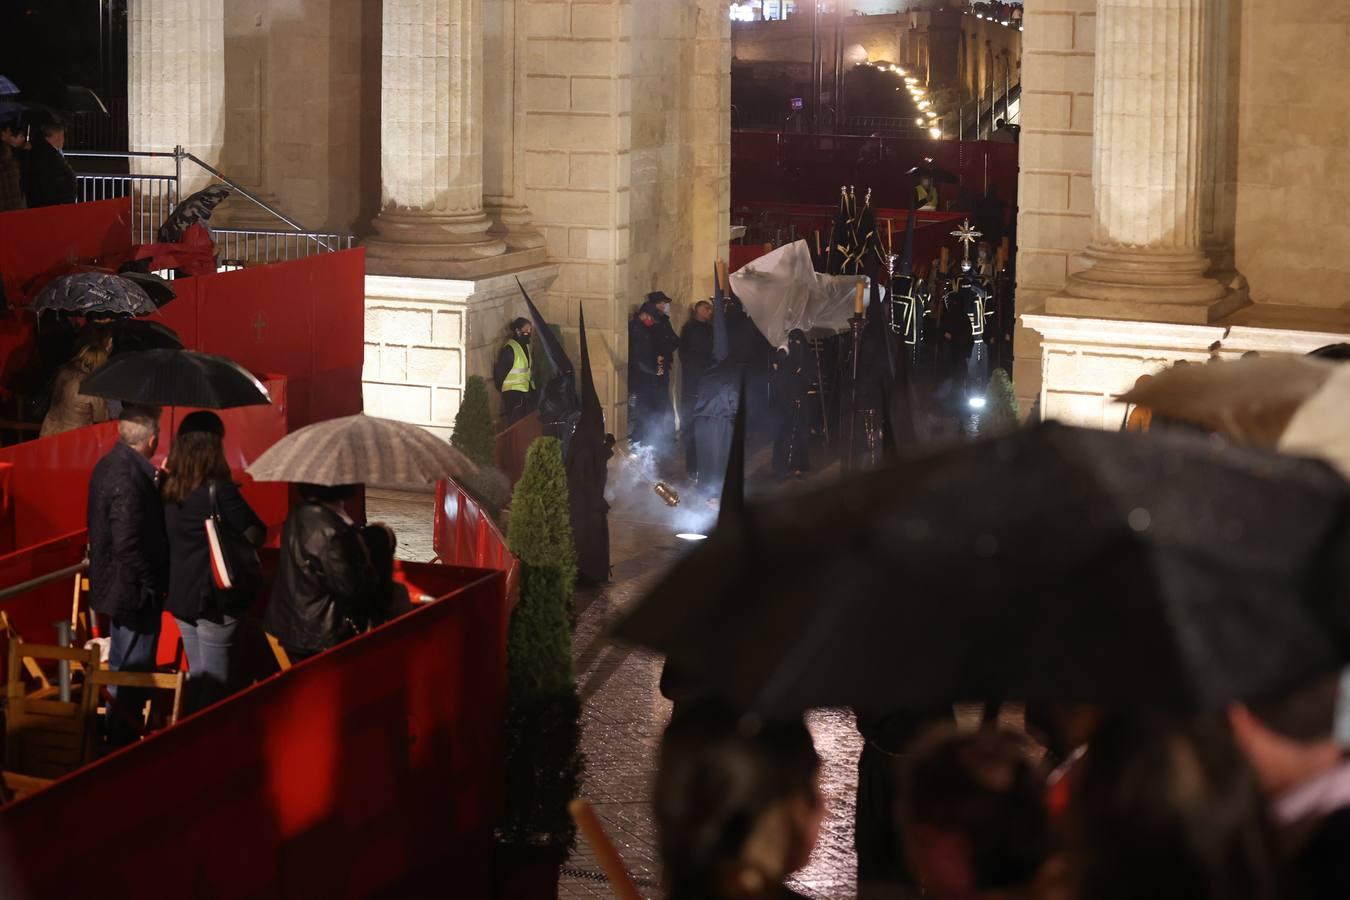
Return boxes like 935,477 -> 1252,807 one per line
914,118 -> 924,125
968,396 -> 987,409
675,533 -> 709,542
1002,20 -> 1010,26
929,126 -> 942,139
926,110 -> 939,118
905,77 -> 918,85
918,100 -> 930,110
977,13 -> 984,17
1019,26 -> 1024,31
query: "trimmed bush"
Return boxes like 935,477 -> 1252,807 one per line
457,465 -> 513,526
498,440 -> 585,857
451,374 -> 497,467
507,437 -> 577,601
978,368 -> 1021,436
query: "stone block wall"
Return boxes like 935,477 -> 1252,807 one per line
1010,0 -> 1096,416
522,0 -> 731,436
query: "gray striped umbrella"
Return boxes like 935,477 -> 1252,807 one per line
246,414 -> 477,486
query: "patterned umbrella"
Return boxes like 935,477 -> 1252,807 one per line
31,272 -> 157,318
247,414 -> 477,486
157,184 -> 233,243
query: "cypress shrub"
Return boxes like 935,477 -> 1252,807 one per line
451,374 -> 497,467
498,441 -> 585,856
507,437 -> 577,601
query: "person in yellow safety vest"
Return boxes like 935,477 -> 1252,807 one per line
915,174 -> 939,211
492,317 -> 535,425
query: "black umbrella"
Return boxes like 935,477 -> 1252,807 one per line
157,184 -> 233,243
32,273 -> 157,318
613,423 -> 1350,716
906,159 -> 959,184
62,85 -> 107,115
110,320 -> 183,354
81,349 -> 270,409
117,272 -> 176,307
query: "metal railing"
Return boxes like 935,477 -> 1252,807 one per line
66,146 -> 356,267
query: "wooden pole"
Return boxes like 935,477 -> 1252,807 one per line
569,799 -> 645,900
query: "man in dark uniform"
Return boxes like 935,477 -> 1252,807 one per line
22,108 -> 76,208
492,317 -> 535,425
628,293 -> 678,456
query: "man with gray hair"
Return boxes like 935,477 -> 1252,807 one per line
87,405 -> 169,745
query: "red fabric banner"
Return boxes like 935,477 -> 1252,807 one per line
0,199 -> 133,304
153,250 -> 366,431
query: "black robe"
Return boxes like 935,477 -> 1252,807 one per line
692,365 -> 740,494
772,344 -> 815,477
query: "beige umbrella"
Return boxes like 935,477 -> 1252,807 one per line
1119,356 -> 1350,477
247,413 -> 477,486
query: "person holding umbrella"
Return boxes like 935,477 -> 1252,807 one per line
162,412 -> 265,712
87,405 -> 169,746
263,482 -> 383,663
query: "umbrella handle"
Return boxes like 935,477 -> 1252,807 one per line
569,799 -> 645,900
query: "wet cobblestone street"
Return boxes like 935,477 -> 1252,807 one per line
370,480 -> 865,899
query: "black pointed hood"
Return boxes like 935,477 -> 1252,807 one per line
712,262 -> 730,364
577,305 -> 603,431
717,374 -> 747,529
516,277 -> 573,377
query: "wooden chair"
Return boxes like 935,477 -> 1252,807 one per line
265,632 -> 292,671
84,666 -> 185,756
0,613 -> 52,697
4,640 -> 101,782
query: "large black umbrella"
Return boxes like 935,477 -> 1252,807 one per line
81,349 -> 270,409
157,184 -> 233,243
31,273 -> 157,318
613,423 -> 1350,716
117,272 -> 176,307
110,320 -> 183,354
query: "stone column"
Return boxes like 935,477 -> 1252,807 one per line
1051,0 -> 1233,320
482,0 -> 545,257
366,0 -> 507,278
128,0 -> 225,196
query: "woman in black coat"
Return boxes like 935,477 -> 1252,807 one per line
162,412 -> 265,713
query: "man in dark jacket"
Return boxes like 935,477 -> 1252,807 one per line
87,405 -> 168,745
263,483 -> 382,662
22,109 -> 76,209
678,300 -> 714,476
627,293 -> 678,455
492,317 -> 535,425
1229,674 -> 1350,900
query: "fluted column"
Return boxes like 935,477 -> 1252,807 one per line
128,0 -> 225,195
482,0 -> 545,254
1059,0 -> 1227,309
366,0 -> 506,277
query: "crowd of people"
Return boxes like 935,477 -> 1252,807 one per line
0,105 -> 78,212
86,405 -> 396,739
652,679 -> 1348,900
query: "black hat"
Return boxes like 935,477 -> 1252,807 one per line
178,410 -> 225,438
646,291 -> 673,307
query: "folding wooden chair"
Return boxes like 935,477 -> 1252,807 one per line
0,613 -> 52,697
4,640 -> 101,789
265,632 -> 292,671
84,665 -> 185,757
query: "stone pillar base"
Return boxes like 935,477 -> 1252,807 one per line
365,207 -> 509,278
1020,309 -> 1350,430
485,201 -> 546,253
362,264 -> 560,439
1047,245 -> 1249,325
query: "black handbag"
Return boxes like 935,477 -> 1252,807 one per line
205,481 -> 263,605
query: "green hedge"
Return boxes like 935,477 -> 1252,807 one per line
978,368 -> 1020,437
507,437 -> 577,601
451,375 -> 497,467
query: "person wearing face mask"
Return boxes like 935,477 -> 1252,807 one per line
628,292 -> 679,459
493,317 -> 536,425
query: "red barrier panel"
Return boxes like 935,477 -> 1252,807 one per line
0,377 -> 291,551
153,250 -> 367,432
0,199 -> 133,303
732,132 -> 1019,210
433,479 -> 519,604
0,532 -> 86,647
0,563 -> 510,899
